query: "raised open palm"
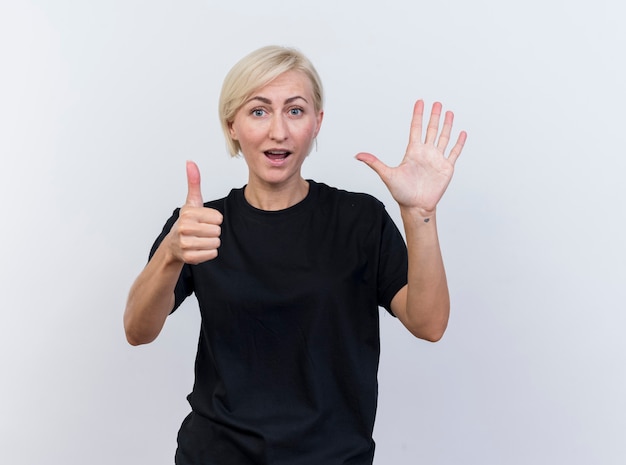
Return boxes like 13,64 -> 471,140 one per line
356,100 -> 467,213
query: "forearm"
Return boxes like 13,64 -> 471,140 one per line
395,206 -> 450,341
357,99 -> 464,340
123,236 -> 184,346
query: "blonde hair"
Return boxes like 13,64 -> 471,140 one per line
219,45 -> 324,157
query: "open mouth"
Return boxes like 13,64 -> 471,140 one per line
264,150 -> 292,161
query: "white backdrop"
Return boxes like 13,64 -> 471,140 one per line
1,1 -> 625,464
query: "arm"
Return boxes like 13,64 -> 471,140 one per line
356,100 -> 466,341
123,161 -> 223,345
123,235 -> 184,346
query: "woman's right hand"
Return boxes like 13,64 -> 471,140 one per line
167,161 -> 223,265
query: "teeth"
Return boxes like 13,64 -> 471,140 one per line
265,150 -> 291,161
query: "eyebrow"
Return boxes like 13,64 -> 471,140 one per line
246,96 -> 309,105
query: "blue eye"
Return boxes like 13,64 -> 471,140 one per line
252,109 -> 266,117
289,108 -> 303,116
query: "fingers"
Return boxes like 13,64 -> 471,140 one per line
182,159 -> 223,230
176,160 -> 223,265
436,111 -> 454,152
355,152 -> 391,183
410,100 -> 466,162
408,100 -> 425,147
424,101 -> 442,145
175,206 -> 223,265
186,160 -> 204,207
447,130 -> 467,165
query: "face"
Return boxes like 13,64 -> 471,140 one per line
228,70 -> 323,189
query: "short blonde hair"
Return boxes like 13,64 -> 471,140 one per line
219,45 -> 324,157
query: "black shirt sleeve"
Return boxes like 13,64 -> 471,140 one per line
377,206 -> 409,315
148,208 -> 194,313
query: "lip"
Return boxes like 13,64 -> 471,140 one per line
263,149 -> 293,165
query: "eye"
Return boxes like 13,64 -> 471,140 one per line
251,108 -> 266,117
289,108 -> 303,116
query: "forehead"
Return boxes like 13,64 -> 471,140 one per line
250,70 -> 314,100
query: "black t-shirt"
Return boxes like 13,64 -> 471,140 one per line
150,180 -> 408,465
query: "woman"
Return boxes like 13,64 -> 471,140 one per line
124,45 -> 466,464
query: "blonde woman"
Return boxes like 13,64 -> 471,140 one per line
124,45 -> 466,465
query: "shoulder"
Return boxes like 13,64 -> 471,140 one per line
310,181 -> 387,226
203,195 -> 229,214
311,180 -> 384,213
198,187 -> 244,214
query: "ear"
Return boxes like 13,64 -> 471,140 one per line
228,121 -> 238,140
314,110 -> 324,138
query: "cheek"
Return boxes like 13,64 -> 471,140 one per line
299,122 -> 319,141
235,126 -> 266,149
230,121 -> 248,142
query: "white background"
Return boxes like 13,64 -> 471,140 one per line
1,0 -> 625,464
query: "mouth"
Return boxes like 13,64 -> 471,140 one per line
264,150 -> 292,161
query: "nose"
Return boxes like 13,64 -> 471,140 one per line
269,114 -> 288,142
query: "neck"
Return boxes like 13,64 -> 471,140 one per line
244,177 -> 310,211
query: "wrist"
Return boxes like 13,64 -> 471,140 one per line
159,233 -> 187,268
400,205 -> 437,224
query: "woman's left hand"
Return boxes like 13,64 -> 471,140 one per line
356,100 -> 467,214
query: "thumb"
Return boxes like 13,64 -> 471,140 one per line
355,152 -> 391,182
185,160 -> 204,207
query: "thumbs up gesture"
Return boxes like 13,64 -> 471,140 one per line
168,161 -> 223,265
